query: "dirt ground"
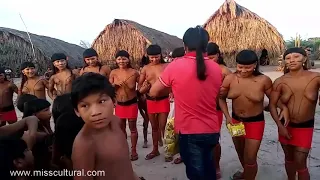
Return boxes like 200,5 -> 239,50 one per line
12,66 -> 320,180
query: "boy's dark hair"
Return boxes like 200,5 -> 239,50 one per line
52,93 -> 74,124
17,94 -> 38,112
71,72 -> 115,109
0,137 -> 28,180
23,99 -> 51,118
54,112 -> 84,159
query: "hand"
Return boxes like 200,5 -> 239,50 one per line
279,107 -> 290,127
226,116 -> 233,126
142,80 -> 151,88
278,124 -> 291,139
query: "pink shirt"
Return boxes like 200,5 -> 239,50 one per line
159,52 -> 222,134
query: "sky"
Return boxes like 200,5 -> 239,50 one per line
1,0 -> 319,46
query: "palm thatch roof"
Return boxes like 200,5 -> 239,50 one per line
92,19 -> 183,65
203,0 -> 285,67
0,27 -> 84,74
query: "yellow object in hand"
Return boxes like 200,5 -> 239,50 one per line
227,122 -> 246,137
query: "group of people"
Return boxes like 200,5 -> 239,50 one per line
0,25 -> 317,180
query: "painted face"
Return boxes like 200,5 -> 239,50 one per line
35,107 -> 52,121
236,63 -> 256,77
75,93 -> 114,129
84,56 -> 99,66
53,59 -> 67,71
284,53 -> 306,71
22,67 -> 36,78
116,56 -> 130,68
148,54 -> 161,64
208,54 -> 219,62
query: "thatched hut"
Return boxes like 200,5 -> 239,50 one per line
203,0 -> 285,67
92,19 -> 183,66
0,27 -> 84,75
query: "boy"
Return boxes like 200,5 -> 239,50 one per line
71,73 -> 140,180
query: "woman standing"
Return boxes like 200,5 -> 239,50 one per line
19,62 -> 50,99
218,50 -> 273,180
150,26 -> 222,179
48,53 -> 75,99
207,42 -> 232,179
109,50 -> 140,161
269,47 -> 318,180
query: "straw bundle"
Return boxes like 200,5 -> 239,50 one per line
0,27 -> 84,75
92,19 -> 183,65
203,0 -> 285,67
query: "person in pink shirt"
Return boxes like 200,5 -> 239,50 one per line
149,26 -> 222,180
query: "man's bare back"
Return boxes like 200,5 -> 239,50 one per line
273,71 -> 320,123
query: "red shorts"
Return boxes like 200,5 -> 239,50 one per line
146,95 -> 170,114
279,119 -> 314,149
232,112 -> 265,140
217,110 -> 223,129
115,98 -> 138,119
0,105 -> 18,123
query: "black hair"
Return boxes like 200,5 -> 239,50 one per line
183,26 -> 209,80
236,50 -> 263,76
51,53 -> 72,75
71,72 -> 115,109
83,48 -> 102,67
17,94 -> 38,112
207,42 -> 227,66
0,137 -> 28,180
23,99 -> 51,118
146,45 -> 166,64
20,62 -> 36,91
52,93 -> 74,124
140,56 -> 150,67
283,47 -> 308,74
115,50 -> 133,68
171,47 -> 185,58
54,112 -> 84,159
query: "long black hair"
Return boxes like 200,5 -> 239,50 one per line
207,42 -> 227,66
236,50 -> 263,76
183,26 -> 209,80
20,62 -> 36,91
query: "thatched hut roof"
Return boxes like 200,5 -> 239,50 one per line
92,19 -> 183,65
203,0 -> 285,67
0,27 -> 84,74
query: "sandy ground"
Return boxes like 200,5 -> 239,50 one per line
11,66 -> 320,180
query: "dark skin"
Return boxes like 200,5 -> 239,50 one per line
269,52 -> 319,180
219,63 -> 272,180
138,54 -> 169,159
0,73 -> 18,126
20,67 -> 50,99
49,59 -> 74,99
72,93 -> 139,180
109,56 -> 140,160
80,56 -> 111,78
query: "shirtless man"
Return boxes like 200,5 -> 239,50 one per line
207,42 -> 232,179
19,62 -> 50,99
109,50 -> 140,161
138,45 -> 170,160
71,73 -> 140,180
0,68 -> 19,126
48,53 -> 75,99
80,48 -> 111,78
269,47 -> 318,180
219,50 -> 273,180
